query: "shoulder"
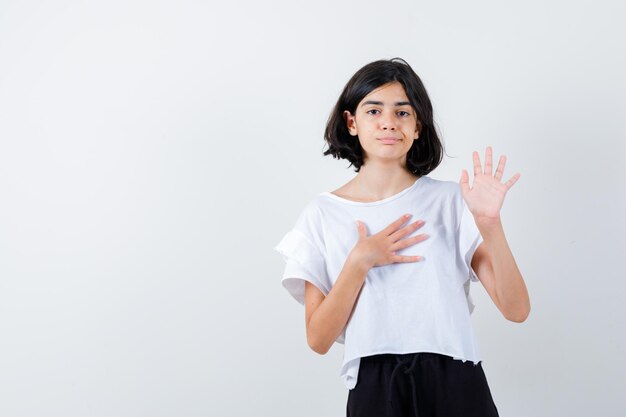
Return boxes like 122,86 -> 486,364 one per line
299,195 -> 325,218
292,196 -> 325,234
421,178 -> 467,227
421,176 -> 463,201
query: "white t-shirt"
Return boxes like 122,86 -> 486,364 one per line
273,175 -> 485,390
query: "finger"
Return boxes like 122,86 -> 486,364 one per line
390,219 -> 425,241
459,169 -> 470,197
473,150 -> 482,176
382,214 -> 412,235
391,254 -> 423,263
485,146 -> 493,176
356,220 -> 369,239
504,172 -> 521,189
494,155 -> 506,181
392,233 -> 429,251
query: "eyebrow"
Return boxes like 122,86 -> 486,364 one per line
361,100 -> 411,107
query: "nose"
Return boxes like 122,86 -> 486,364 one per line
380,112 -> 397,130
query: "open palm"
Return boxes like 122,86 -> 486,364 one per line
459,146 -> 521,222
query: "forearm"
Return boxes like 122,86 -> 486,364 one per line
476,217 -> 530,322
307,257 -> 368,354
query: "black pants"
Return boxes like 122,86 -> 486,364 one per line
346,352 -> 500,417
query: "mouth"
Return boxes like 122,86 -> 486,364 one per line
378,137 -> 401,144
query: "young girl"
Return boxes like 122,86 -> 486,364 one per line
273,57 -> 530,417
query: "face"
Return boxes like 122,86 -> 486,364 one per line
343,81 -> 421,165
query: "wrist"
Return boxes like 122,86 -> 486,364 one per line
346,252 -> 371,275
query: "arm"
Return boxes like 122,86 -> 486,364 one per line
460,145 -> 530,322
471,220 -> 530,322
304,256 -> 368,355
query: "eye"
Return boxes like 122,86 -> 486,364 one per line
398,111 -> 410,117
366,109 -> 380,115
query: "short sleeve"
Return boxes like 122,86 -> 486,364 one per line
273,228 -> 331,304
273,205 -> 345,344
458,199 -> 484,283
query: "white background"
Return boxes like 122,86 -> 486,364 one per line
1,0 -> 624,416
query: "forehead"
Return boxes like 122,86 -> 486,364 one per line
359,82 -> 411,107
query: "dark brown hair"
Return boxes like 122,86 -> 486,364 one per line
323,57 -> 444,174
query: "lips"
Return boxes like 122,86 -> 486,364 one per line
378,137 -> 400,144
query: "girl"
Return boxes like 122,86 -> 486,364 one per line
274,57 -> 530,417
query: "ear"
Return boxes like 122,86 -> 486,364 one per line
343,110 -> 357,136
414,120 -> 422,139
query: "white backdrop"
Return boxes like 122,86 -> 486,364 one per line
1,1 -> 624,416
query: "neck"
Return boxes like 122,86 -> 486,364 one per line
352,162 -> 419,200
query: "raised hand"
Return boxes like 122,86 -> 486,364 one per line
459,145 -> 520,223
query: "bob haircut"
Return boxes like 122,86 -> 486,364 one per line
323,57 -> 444,175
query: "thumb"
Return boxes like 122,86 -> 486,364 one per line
459,169 -> 470,198
356,220 -> 363,239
